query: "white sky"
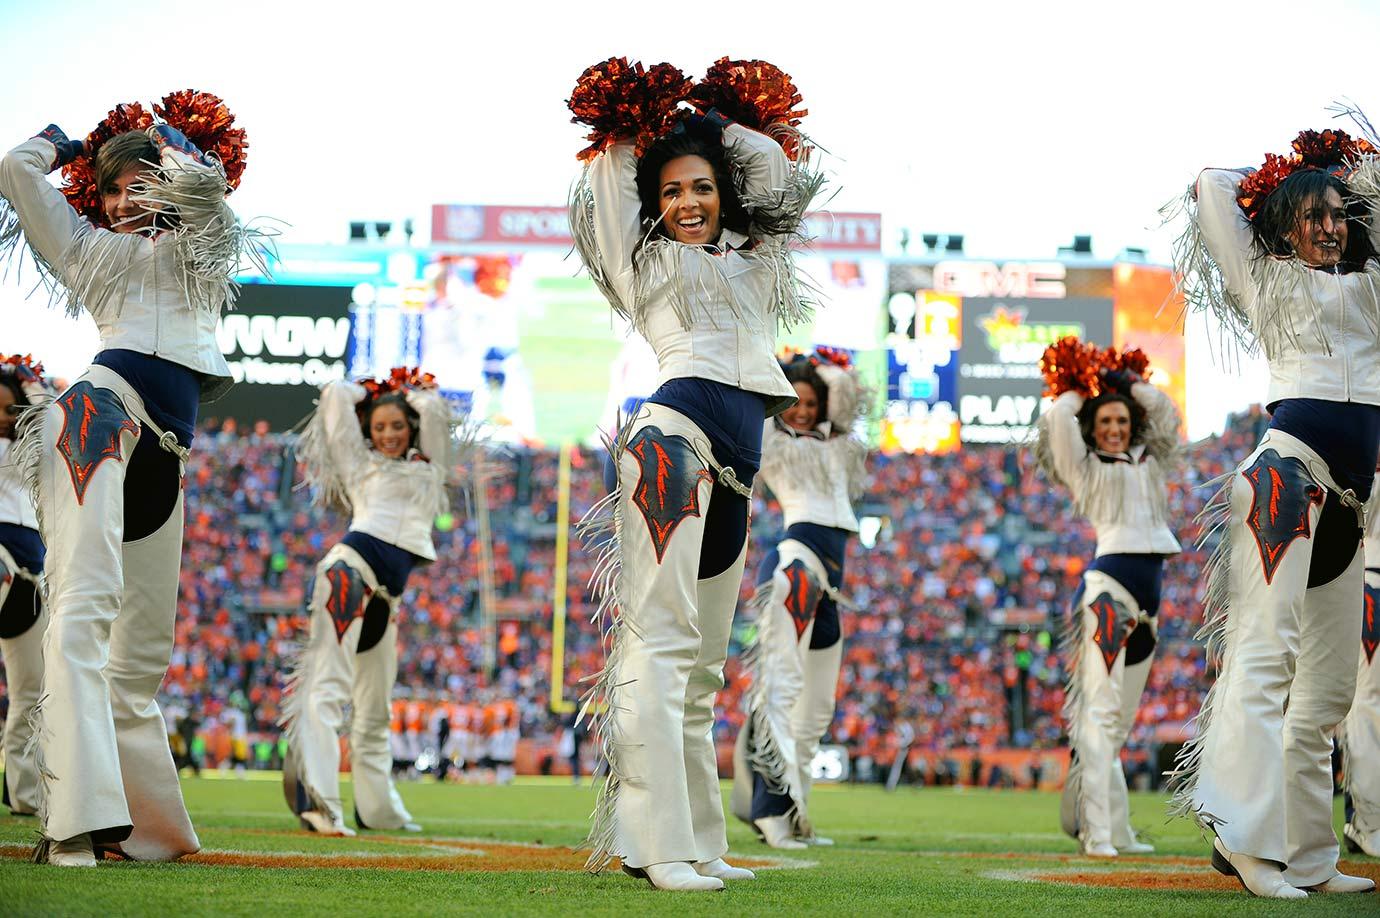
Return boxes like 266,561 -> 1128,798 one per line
2,0 -> 1378,438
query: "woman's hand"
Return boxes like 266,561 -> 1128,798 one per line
32,125 -> 86,172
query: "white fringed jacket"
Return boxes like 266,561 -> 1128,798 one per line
757,419 -> 866,532
0,439 -> 37,531
571,123 -> 822,418
1038,383 -> 1181,557
1190,167 -> 1380,407
298,381 -> 456,561
0,134 -> 254,400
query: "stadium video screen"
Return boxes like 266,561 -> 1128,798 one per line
208,283 -> 353,429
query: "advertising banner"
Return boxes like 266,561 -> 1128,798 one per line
431,204 -> 883,253
210,283 -> 353,428
957,296 -> 1112,444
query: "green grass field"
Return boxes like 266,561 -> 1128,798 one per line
0,776 -> 1373,916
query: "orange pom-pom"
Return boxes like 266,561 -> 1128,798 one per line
0,353 -> 46,382
1236,128 -> 1375,222
154,90 -> 249,192
360,366 -> 436,400
1114,347 -> 1150,379
567,57 -> 693,162
689,58 -> 808,159
59,91 -> 249,227
1042,337 -> 1154,397
1040,336 -> 1100,398
812,345 -> 853,370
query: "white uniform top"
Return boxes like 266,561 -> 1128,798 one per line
757,419 -> 865,532
1040,383 -> 1181,557
1196,168 -> 1380,407
0,136 -> 237,399
311,381 -> 453,561
0,439 -> 38,530
578,124 -> 804,417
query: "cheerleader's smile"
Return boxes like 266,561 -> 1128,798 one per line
659,154 -> 722,245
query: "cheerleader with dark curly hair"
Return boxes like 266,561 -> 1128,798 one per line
1163,120 -> 1380,897
1034,341 -> 1180,860
0,93 -> 263,866
568,57 -> 823,891
730,348 -> 867,849
282,370 -> 466,837
0,356 -> 52,817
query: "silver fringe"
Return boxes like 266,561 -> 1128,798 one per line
568,125 -> 827,336
294,395 -> 473,517
132,160 -> 275,317
1163,471 -> 1235,830
568,167 -> 631,322
573,410 -> 642,873
1161,172 -> 1380,366
1031,430 -> 1175,532
0,158 -> 274,323
1058,586 -> 1091,841
738,575 -> 806,823
1159,186 -> 1254,364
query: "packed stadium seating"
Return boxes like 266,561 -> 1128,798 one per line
0,406 -> 1274,786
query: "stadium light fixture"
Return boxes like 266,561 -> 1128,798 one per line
1058,235 -> 1094,257
944,235 -> 964,253
921,233 -> 940,252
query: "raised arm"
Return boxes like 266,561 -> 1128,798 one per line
0,131 -> 85,269
842,436 -> 868,503
1193,169 -> 1258,307
406,386 -> 454,468
722,122 -> 799,238
572,143 -> 641,318
139,124 -> 231,235
1343,152 -> 1380,255
0,128 -> 145,317
316,380 -> 371,468
1130,381 -> 1181,465
1036,391 -> 1090,493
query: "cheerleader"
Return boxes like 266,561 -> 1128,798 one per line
282,369 -> 465,836
1164,124 -> 1380,896
1341,469 -> 1380,858
0,93 -> 263,866
730,348 -> 866,848
1033,340 -> 1179,858
0,356 -> 51,816
568,57 -> 823,891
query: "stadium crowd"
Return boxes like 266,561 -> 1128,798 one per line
0,406 -> 1271,786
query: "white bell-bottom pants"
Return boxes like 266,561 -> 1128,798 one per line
27,364 -> 198,859
1183,429 -> 1362,887
0,544 -> 45,815
1340,562 -> 1380,834
583,403 -> 746,871
283,543 -> 413,830
731,538 -> 843,832
1061,569 -> 1154,850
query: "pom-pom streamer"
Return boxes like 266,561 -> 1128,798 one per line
1040,336 -> 1152,398
567,57 -> 692,162
689,58 -> 808,159
59,90 -> 250,228
1236,128 -> 1376,222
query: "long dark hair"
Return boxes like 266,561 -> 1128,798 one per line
0,375 -> 28,410
635,128 -> 750,244
783,358 -> 828,423
357,392 -> 420,453
1076,391 -> 1145,450
1252,169 -> 1377,270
